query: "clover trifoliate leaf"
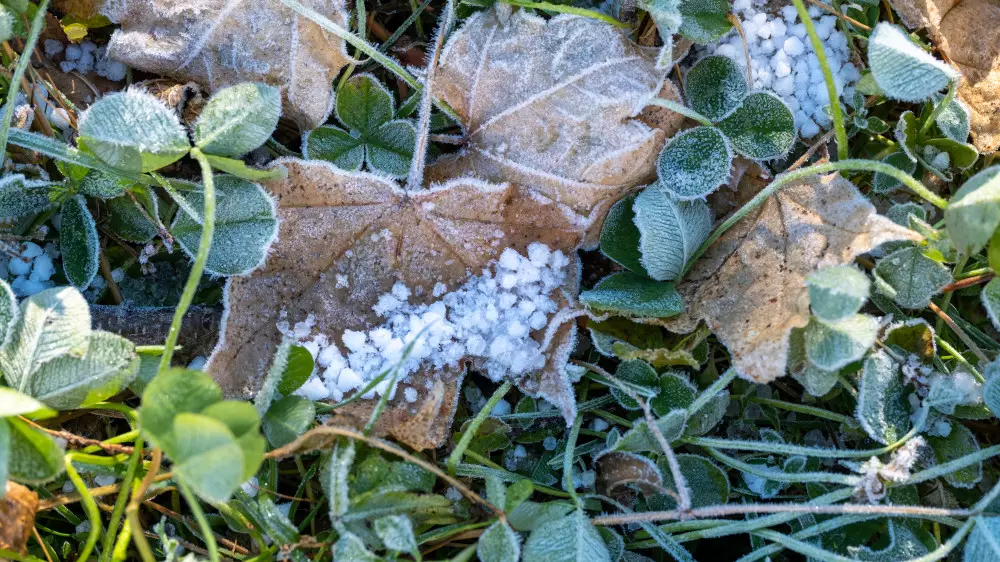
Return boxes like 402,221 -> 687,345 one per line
171,175 -> 278,276
60,195 -> 100,289
6,417 -> 64,484
650,371 -> 696,416
874,247 -> 952,309
478,520 -> 521,562
139,368 -> 224,455
303,126 -> 364,171
944,166 -> 1000,254
927,422 -> 982,488
78,90 -> 190,173
803,314 -> 878,371
195,83 -> 281,157
0,287 -> 91,393
600,194 -> 646,275
27,331 -> 139,410
364,119 -> 416,178
655,126 -> 732,200
857,350 -> 911,445
867,23 -> 958,102
172,412 -> 245,503
935,95 -> 971,142
684,55 -> 748,122
965,517 -> 1000,562
634,188 -> 712,281
580,272 -> 683,318
609,359 -> 658,411
0,174 -> 53,220
983,278 -> 1000,331
199,400 -> 265,483
653,454 -> 729,509
717,92 -> 796,160
872,152 -> 917,194
336,74 -> 395,135
806,265 -> 870,322
677,0 -> 734,43
262,395 -> 316,448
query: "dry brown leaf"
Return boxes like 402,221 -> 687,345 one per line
102,0 -> 350,129
666,173 -> 920,383
426,9 -> 667,221
0,482 -> 38,555
890,0 -> 1000,152
207,159 -> 589,449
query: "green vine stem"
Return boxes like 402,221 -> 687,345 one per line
447,381 -> 512,475
680,159 -> 949,279
791,0 -> 848,161
100,435 -> 144,561
158,148 -> 217,373
178,479 -> 221,562
919,80 -> 958,138
64,453 -> 103,562
563,414 -> 584,507
0,0 -> 51,156
502,0 -> 629,27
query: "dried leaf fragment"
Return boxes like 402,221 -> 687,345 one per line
207,159 -> 589,449
0,481 -> 38,554
667,173 -> 920,383
890,0 -> 1000,152
103,0 -> 350,130
426,9 -> 667,218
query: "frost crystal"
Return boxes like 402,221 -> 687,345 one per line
292,244 -> 571,402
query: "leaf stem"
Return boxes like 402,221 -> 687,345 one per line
100,435 -> 145,562
749,396 -> 852,424
934,254 -> 967,335
64,453 -> 102,562
177,479 -> 220,562
680,159 -> 947,280
158,149 -> 216,373
791,0 -> 847,161
447,381 -> 512,476
563,414 -> 583,507
919,80 -> 957,138
501,0 -> 630,27
645,98 -> 715,127
0,0 -> 50,156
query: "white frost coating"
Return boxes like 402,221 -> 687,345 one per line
291,243 -> 572,402
633,188 -> 712,282
695,0 -> 860,137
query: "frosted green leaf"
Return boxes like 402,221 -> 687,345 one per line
873,247 -> 952,309
60,195 -> 100,289
885,202 -> 926,226
650,371 -> 696,416
172,175 -> 278,276
328,438 -> 356,522
172,412 -> 245,503
523,509 -> 611,562
0,387 -> 51,418
7,417 -> 64,484
611,410 -> 687,454
856,350 -> 910,445
983,278 -> 1000,331
334,533 -> 384,562
792,363 -> 839,397
599,194 -> 646,275
884,318 -> 936,361
717,92 -> 796,160
303,126 -> 364,171
924,137 -> 978,171
203,154 -> 287,182
643,0 -> 681,67
0,174 -> 53,219
78,89 -> 190,173
580,272 -> 683,318
806,265 -> 870,322
678,0 -> 734,44
927,423 -> 981,488
655,126 -> 731,201
965,517 -> 1000,562
803,314 -> 878,371
0,6 -> 13,43
337,74 -> 395,134
848,522 -> 929,561
634,188 -> 712,281
478,520 -> 521,562
685,389 -> 728,437
609,359 -> 658,411
107,189 -> 159,244
653,454 -> 729,509
0,287 -> 91,394
277,344 -> 315,396
27,331 -> 138,410
139,368 -> 224,454
0,278 -> 15,350
944,166 -> 1000,254
195,83 -> 281,157
262,395 -> 315,448
598,528 -> 624,562
867,23 -> 959,102
894,110 -> 919,162
199,401 -> 265,484
684,56 -> 748,122
364,119 -> 417,178
375,515 -> 420,558
80,170 -> 130,199
871,152 -> 917,194
935,96 -> 971,142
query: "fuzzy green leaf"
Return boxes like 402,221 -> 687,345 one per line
927,422 -> 982,488
80,170 -> 130,199
262,395 -> 316,448
635,188 -> 712,281
337,74 -> 395,134
479,520 -> 521,562
599,194 -> 646,275
277,344 -> 315,396
871,152 -> 917,194
60,194 -> 100,289
139,368 -> 224,454
717,92 -> 796,159
609,359 -> 658,411
803,314 -> 878,371
365,120 -> 416,178
935,96 -> 971,142
106,189 -> 159,244
650,371 -> 696,416
195,83 -> 281,157
27,331 -> 139,410
684,55 -> 748,122
965,517 -> 1000,562
874,247 -> 952,309
6,417 -> 64,484
375,514 -> 420,557
610,410 -> 687,453
677,0 -> 734,44
655,126 -> 731,201
171,412 -> 245,503
523,509 -> 611,562
867,23 -> 958,102
0,174 -> 53,219
806,265 -> 871,322
857,350 -> 911,445
0,387 -> 52,418
580,272 -> 683,318
944,166 -> 1000,254
303,125 -> 365,171
653,454 -> 729,509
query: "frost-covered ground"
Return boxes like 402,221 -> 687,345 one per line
697,0 -> 860,137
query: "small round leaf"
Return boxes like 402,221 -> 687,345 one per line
944,166 -> 1000,254
717,92 -> 796,160
195,83 -> 281,157
806,265 -> 870,322
655,126 -> 732,200
684,56 -> 748,122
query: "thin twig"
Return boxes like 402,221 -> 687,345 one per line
941,273 -> 995,293
99,248 -> 124,305
927,301 -> 989,363
142,501 -> 251,556
803,0 -> 872,30
786,128 -> 836,173
726,13 -> 753,84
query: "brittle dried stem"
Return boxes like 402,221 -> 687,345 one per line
927,301 -> 989,363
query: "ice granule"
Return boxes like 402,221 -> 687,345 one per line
543,436 -> 557,450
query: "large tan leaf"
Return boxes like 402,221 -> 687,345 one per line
207,159 -> 588,449
666,173 -> 920,383
426,9 -> 667,219
890,0 -> 1000,152
102,0 -> 350,130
